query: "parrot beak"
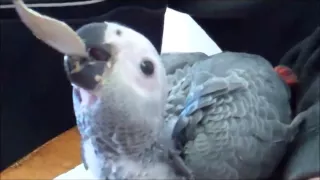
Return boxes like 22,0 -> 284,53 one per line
64,55 -> 106,107
63,55 -> 106,91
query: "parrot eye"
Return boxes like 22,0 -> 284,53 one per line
88,47 -> 111,62
140,59 -> 154,76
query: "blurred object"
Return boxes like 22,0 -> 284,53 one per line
277,27 -> 320,180
55,163 -> 320,180
161,8 -> 221,56
283,101 -> 320,180
274,65 -> 299,86
280,27 -> 320,110
309,177 -> 320,180
54,164 -> 94,179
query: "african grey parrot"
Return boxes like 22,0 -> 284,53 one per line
13,1 -> 184,179
14,0 -> 306,179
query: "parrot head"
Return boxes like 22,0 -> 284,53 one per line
13,1 -> 188,179
64,22 -> 168,135
13,0 -> 168,139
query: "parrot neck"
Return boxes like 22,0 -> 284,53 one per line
78,85 -> 175,177
81,95 -> 163,157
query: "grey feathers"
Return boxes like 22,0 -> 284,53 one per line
162,52 -> 300,179
161,52 -> 209,75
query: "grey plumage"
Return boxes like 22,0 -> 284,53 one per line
161,52 -> 209,75
163,52 -> 302,179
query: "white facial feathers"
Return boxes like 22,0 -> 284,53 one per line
101,22 -> 167,101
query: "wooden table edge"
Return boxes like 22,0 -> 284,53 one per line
0,127 -> 81,180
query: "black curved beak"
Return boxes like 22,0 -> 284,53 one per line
63,55 -> 106,91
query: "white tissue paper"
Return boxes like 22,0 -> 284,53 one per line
54,7 -> 221,180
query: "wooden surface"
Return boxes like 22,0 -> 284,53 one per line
0,127 -> 81,180
1,126 -> 319,180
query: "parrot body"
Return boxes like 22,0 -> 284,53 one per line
163,52 -> 302,179
13,1 -> 304,179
